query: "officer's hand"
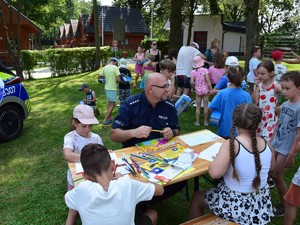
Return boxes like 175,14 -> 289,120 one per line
132,126 -> 151,139
161,127 -> 173,140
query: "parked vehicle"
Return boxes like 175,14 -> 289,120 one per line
0,64 -> 30,142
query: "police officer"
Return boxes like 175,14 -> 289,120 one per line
110,72 -> 180,148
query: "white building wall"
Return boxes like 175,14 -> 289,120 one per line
182,15 -> 222,49
223,32 -> 246,53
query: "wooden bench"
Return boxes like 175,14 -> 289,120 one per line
180,213 -> 238,225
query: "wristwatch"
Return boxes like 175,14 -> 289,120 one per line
172,129 -> 177,137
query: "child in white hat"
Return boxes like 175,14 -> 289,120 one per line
63,104 -> 103,224
63,104 -> 103,190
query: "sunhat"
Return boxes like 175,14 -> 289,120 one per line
192,56 -> 205,68
73,104 -> 99,124
119,58 -> 127,68
225,56 -> 239,67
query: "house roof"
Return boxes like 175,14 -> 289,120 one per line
2,0 -> 43,33
223,22 -> 246,33
81,14 -> 94,34
70,19 -> 78,35
97,6 -> 150,34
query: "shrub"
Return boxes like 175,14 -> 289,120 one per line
21,46 -> 111,77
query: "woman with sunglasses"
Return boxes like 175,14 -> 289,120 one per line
147,41 -> 162,72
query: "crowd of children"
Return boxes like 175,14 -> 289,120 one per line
65,42 -> 300,225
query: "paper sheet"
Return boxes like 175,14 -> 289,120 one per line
179,130 -> 221,146
198,142 -> 222,161
75,162 -> 84,174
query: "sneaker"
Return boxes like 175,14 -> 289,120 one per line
204,122 -> 209,127
273,203 -> 285,217
190,100 -> 196,107
194,122 -> 200,126
268,178 -> 275,188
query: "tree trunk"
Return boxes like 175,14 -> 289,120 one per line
186,0 -> 197,46
93,0 -> 100,69
243,0 -> 260,74
15,0 -> 23,78
169,0 -> 183,51
209,0 -> 220,15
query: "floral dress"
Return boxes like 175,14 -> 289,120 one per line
257,82 -> 278,140
191,68 -> 210,95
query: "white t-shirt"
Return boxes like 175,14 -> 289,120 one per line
65,177 -> 155,225
247,57 -> 261,83
64,130 -> 103,185
274,63 -> 287,82
176,46 -> 201,77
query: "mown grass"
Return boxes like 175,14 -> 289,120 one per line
0,63 -> 299,224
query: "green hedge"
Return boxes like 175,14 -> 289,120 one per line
21,46 -> 111,77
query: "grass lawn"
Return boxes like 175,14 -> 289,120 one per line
0,63 -> 300,224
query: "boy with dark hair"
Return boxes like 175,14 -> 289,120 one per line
159,59 -> 176,99
79,84 -> 100,116
271,71 -> 300,217
98,57 -> 120,125
247,46 -> 261,93
65,143 -> 164,225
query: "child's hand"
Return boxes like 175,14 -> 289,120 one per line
254,77 -> 261,86
285,155 -> 294,168
113,172 -> 123,179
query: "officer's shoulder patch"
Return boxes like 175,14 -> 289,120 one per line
128,99 -> 140,106
164,100 -> 175,108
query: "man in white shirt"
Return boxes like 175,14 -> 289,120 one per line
176,42 -> 204,96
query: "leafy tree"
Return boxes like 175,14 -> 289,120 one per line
218,0 -> 245,22
259,0 -> 294,33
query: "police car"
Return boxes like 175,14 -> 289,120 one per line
0,64 -> 30,142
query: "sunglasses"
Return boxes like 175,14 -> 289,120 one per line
152,43 -> 157,46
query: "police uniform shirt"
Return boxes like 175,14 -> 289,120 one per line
112,92 -> 180,147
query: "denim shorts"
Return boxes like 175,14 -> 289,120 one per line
105,89 -> 117,102
176,75 -> 185,88
184,76 -> 191,88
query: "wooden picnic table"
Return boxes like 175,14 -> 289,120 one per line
68,129 -> 225,187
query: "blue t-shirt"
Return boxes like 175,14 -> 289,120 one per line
112,92 -> 180,147
271,101 -> 300,156
215,75 -> 228,90
215,75 -> 248,91
209,88 -> 252,137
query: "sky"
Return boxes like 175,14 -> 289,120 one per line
84,0 -> 113,6
101,0 -> 113,6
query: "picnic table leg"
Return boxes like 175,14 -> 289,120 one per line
194,176 -> 199,191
